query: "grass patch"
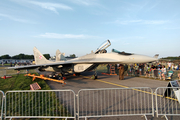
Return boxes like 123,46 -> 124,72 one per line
96,64 -> 108,73
0,73 -> 50,92
0,73 -> 72,120
0,64 -> 10,67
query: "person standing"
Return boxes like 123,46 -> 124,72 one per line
106,64 -> 110,74
118,64 -> 125,80
178,63 -> 180,80
139,64 -> 142,75
145,65 -> 150,77
168,61 -> 172,70
171,64 -> 175,70
134,64 -> 139,76
130,64 -> 133,75
158,67 -> 162,80
115,64 -> 118,74
178,70 -> 180,80
124,64 -> 128,76
161,65 -> 167,80
141,63 -> 145,75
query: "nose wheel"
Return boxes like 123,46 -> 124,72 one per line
91,69 -> 98,80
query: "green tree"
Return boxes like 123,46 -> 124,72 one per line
43,54 -> 51,59
11,55 -> 19,59
11,54 -> 34,59
0,54 -> 11,59
18,53 -> 25,59
69,54 -> 76,58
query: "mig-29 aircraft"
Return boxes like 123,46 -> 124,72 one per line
9,40 -> 158,78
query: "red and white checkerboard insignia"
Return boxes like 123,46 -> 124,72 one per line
39,55 -> 42,60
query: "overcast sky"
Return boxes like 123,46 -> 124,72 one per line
0,0 -> 180,58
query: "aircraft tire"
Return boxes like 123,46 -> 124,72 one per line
91,75 -> 97,80
75,73 -> 80,76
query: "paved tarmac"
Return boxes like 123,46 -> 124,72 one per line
46,71 -> 171,93
46,72 -> 180,120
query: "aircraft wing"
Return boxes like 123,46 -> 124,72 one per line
8,58 -> 121,70
68,58 -> 120,64
8,64 -> 48,70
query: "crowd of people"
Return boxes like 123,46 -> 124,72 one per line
107,62 -> 180,80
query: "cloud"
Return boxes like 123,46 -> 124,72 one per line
73,0 -> 92,6
28,1 -> 73,14
0,13 -> 33,23
112,19 -> 169,25
35,33 -> 99,39
121,36 -> 144,39
143,20 -> 168,25
69,0 -> 100,6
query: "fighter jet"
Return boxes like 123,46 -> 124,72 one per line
9,40 -> 158,78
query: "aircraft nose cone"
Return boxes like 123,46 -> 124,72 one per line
135,55 -> 158,63
144,56 -> 158,63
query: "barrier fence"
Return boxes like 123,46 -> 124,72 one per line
155,87 -> 180,119
5,90 -> 76,120
77,87 -> 154,120
0,87 -> 180,119
0,91 -> 4,120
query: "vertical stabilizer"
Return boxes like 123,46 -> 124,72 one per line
33,47 -> 51,65
56,49 -> 67,61
154,54 -> 159,59
56,49 -> 61,61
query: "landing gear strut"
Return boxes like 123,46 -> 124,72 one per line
91,68 -> 98,80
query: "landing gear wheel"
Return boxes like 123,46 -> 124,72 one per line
75,73 -> 80,76
95,75 -> 97,79
91,75 -> 98,80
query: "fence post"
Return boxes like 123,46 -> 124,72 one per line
155,87 -> 180,118
0,91 -> 4,120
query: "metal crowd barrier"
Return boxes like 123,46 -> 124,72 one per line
1,87 -> 180,119
155,87 -> 180,119
4,90 -> 76,120
77,87 -> 154,120
0,91 -> 4,120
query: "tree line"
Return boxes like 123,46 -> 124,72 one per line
160,56 -> 180,60
0,53 -> 76,60
0,54 -> 51,60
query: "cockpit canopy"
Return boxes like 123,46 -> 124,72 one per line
112,49 -> 133,55
95,40 -> 111,54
